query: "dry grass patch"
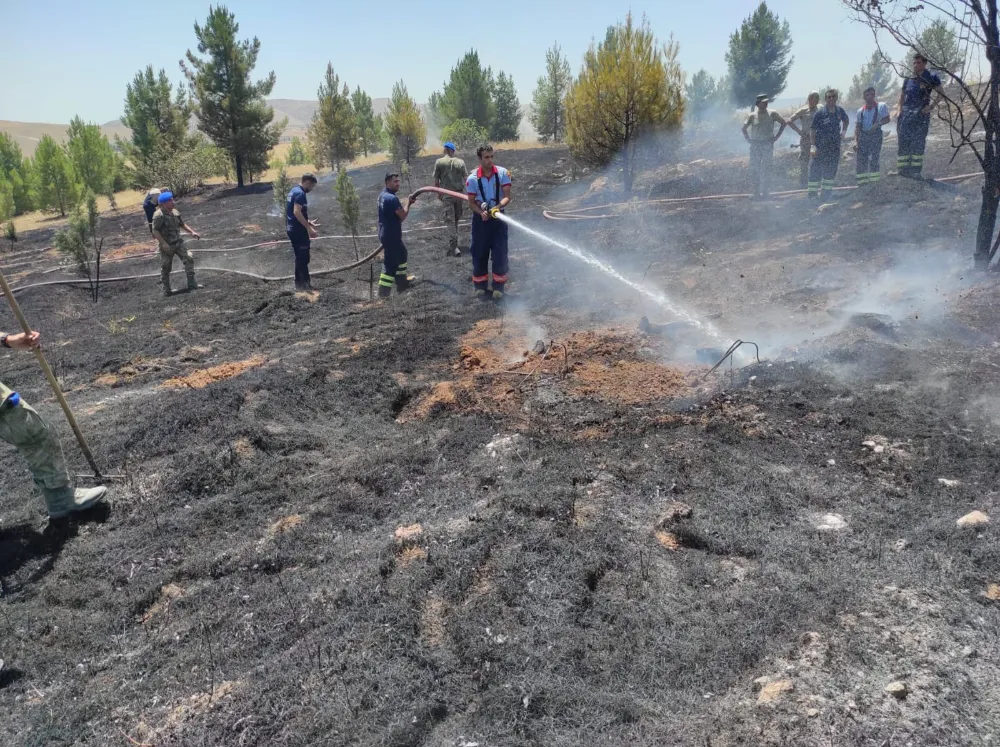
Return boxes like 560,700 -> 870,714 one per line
162,355 -> 267,389
140,583 -> 185,624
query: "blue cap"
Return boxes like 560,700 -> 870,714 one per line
444,142 -> 456,151
157,191 -> 173,204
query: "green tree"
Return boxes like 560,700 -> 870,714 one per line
4,220 -> 16,253
34,135 -> 81,216
565,13 -> 685,192
725,1 -> 794,107
286,136 -> 307,165
385,81 -> 426,164
335,168 -> 362,260
530,43 -> 572,143
351,87 -> 381,157
54,191 -> 104,302
182,5 -> 285,187
0,133 -> 22,176
686,69 -> 719,122
130,134 -> 225,197
8,160 -> 35,215
435,51 -> 495,129
915,19 -> 962,82
308,63 -> 358,170
848,51 -> 901,101
272,161 -> 293,218
0,176 -> 14,223
441,119 -> 489,151
122,66 -> 192,162
491,71 -> 521,141
66,116 -> 117,197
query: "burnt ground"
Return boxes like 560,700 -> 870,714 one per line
1,125 -> 999,747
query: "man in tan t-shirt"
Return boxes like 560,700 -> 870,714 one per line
741,94 -> 786,199
432,142 -> 468,257
787,91 -> 820,188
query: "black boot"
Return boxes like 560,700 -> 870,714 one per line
186,272 -> 201,291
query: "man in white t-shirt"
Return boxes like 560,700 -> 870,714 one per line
855,86 -> 891,185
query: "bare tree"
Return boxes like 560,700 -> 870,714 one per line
844,0 -> 1000,269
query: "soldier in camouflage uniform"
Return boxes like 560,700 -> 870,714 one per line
432,142 -> 468,257
0,330 -> 106,519
151,191 -> 201,296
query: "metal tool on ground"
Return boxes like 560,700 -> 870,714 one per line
702,340 -> 761,381
0,267 -> 105,480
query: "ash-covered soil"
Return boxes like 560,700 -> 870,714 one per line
1,133 -> 998,747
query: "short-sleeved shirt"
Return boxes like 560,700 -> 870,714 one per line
744,109 -> 783,142
857,102 -> 890,132
152,208 -> 186,248
378,189 -> 403,246
811,106 -> 850,146
902,70 -> 942,110
433,155 -> 468,193
789,106 -> 818,141
286,184 -> 308,236
465,166 -> 512,209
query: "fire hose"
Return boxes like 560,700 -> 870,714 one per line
541,171 -> 985,221
10,186 -> 473,295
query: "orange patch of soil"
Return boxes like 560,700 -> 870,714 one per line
402,320 -> 696,421
162,356 -> 266,389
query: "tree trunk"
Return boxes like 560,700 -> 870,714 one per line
235,155 -> 245,188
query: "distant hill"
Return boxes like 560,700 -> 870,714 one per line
3,96 -> 533,156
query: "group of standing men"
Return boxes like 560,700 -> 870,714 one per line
742,53 -> 942,201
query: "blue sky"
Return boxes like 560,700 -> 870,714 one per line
0,0 -> 909,124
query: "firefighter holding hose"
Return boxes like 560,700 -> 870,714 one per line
377,172 -> 418,297
466,144 -> 512,300
0,330 -> 107,519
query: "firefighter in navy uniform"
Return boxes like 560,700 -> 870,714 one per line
465,144 -> 512,300
897,53 -> 943,178
377,172 -> 417,297
808,89 -> 850,201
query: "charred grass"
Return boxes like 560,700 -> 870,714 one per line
0,145 -> 998,746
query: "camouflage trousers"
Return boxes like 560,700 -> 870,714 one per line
160,242 -> 196,289
442,197 -> 463,248
0,381 -> 73,512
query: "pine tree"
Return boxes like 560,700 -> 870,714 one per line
66,116 -> 117,197
848,51 -> 901,102
4,220 -> 16,253
286,136 -> 307,165
385,81 -> 426,164
725,2 -> 794,107
351,87 -> 381,157
53,191 -> 104,302
335,169 -> 362,260
686,69 -> 719,122
915,19 -> 962,81
182,5 -> 285,187
0,133 -> 21,176
308,63 -> 358,170
272,161 -> 293,219
530,43 -> 572,143
435,51 -> 495,129
0,176 -> 14,223
491,71 -> 521,141
122,66 -> 191,161
34,135 -> 82,216
566,13 -> 685,192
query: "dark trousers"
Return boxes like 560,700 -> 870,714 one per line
470,215 -> 509,292
380,240 -> 409,289
856,129 -> 884,184
287,231 -> 311,289
808,142 -> 841,198
897,110 -> 930,177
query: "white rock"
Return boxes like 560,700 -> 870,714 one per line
937,478 -> 961,487
813,513 -> 848,532
873,445 -> 885,453
885,681 -> 908,699
956,511 -> 990,528
826,459 -> 836,467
